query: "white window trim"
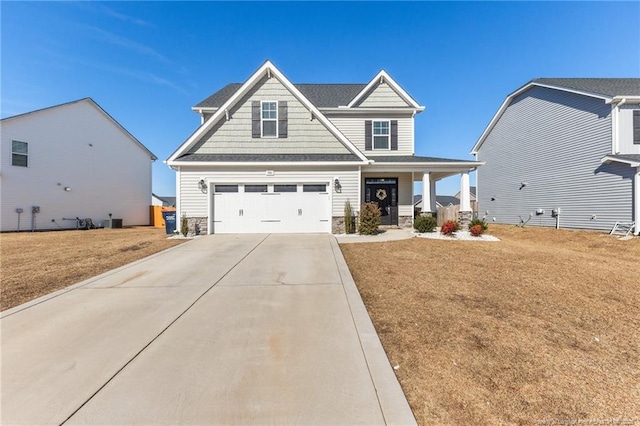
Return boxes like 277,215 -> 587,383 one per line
11,140 -> 28,167
372,120 -> 391,150
261,100 -> 278,138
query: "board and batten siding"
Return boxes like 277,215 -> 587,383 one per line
178,166 -> 359,218
361,172 -> 414,217
328,116 -> 414,156
476,86 -> 634,231
618,105 -> 640,154
189,76 -> 350,155
355,83 -> 411,108
0,101 -> 153,232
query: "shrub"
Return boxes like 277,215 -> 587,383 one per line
181,213 -> 189,237
440,220 -> 459,236
344,199 -> 355,234
470,224 -> 484,237
414,215 -> 437,233
469,218 -> 489,232
359,202 -> 381,235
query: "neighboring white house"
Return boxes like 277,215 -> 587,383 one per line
471,78 -> 640,235
0,98 -> 157,231
167,61 -> 482,234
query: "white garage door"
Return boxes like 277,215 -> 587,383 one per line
211,183 -> 331,234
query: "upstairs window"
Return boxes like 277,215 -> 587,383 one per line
261,101 -> 277,137
373,121 -> 390,150
12,140 -> 28,167
634,110 -> 640,145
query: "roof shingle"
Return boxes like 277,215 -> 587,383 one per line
532,78 -> 640,97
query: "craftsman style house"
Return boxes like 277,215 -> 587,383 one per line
472,78 -> 640,235
167,61 -> 481,234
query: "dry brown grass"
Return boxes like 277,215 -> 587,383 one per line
1,227 -> 185,311
340,225 -> 640,425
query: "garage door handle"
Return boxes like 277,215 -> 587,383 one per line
298,209 -> 302,216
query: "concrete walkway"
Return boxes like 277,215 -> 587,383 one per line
1,234 -> 415,425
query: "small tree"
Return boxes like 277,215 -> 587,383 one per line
181,213 -> 189,237
344,199 -> 355,234
359,202 -> 381,235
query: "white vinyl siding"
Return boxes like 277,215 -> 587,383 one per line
328,116 -> 414,155
0,100 -> 153,231
178,166 -> 359,218
476,86 -> 634,232
190,76 -> 350,155
355,83 -> 410,108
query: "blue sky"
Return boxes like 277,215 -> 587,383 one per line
2,1 -> 639,196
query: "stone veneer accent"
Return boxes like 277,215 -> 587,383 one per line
458,211 -> 473,230
187,217 -> 207,236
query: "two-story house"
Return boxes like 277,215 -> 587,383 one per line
1,98 -> 156,232
167,61 -> 481,234
471,78 -> 640,235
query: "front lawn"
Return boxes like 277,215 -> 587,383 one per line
340,225 -> 639,425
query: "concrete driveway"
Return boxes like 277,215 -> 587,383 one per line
1,234 -> 415,425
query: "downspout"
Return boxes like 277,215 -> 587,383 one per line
635,168 -> 640,236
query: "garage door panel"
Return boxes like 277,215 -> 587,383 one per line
211,184 -> 330,234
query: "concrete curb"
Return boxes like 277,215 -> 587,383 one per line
1,238 -> 195,319
330,237 -> 417,426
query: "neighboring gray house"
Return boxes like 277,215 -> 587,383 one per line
167,61 -> 482,234
471,78 -> 640,235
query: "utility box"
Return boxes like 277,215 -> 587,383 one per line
105,218 -> 123,228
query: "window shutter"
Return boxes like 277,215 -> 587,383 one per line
391,120 -> 398,150
634,110 -> 640,145
252,101 -> 260,138
278,101 -> 288,138
365,120 -> 372,150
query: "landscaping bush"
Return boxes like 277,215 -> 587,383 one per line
344,199 -> 355,234
181,213 -> 189,237
440,220 -> 459,236
359,202 -> 381,235
469,218 -> 489,232
470,224 -> 484,237
414,215 -> 437,233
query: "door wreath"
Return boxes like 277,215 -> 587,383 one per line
375,188 -> 387,201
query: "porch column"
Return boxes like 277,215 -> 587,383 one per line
429,179 -> 437,213
460,171 -> 472,212
459,171 -> 473,230
422,172 -> 434,215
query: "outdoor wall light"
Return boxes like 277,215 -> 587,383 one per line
334,178 -> 342,193
64,187 -> 71,192
198,178 -> 208,194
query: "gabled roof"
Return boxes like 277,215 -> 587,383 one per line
471,78 -> 640,154
169,61 -> 369,164
194,83 -> 367,110
347,70 -> 424,110
2,98 -> 157,160
532,78 -> 640,98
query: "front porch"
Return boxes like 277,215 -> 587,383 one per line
332,156 -> 484,233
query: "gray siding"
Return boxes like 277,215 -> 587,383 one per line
178,166 -> 359,218
355,83 -> 410,108
189,76 -> 350,155
477,86 -> 634,231
328,115 -> 414,155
